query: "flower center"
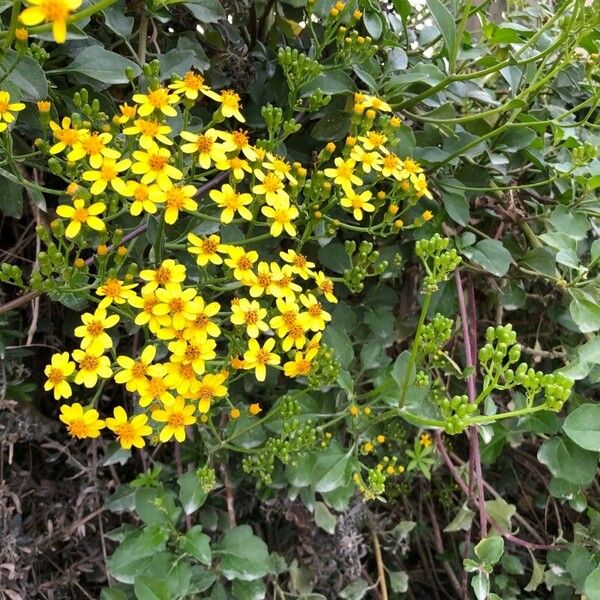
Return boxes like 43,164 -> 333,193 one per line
137,120 -> 161,136
148,154 -> 167,171
184,72 -> 204,90
0,101 -> 9,113
148,378 -> 167,397
131,362 -> 147,378
294,255 -> 307,268
80,355 -> 99,371
232,130 -> 249,148
48,367 -> 64,384
168,413 -> 185,428
262,173 -> 281,193
68,419 -> 88,438
256,349 -> 270,364
83,135 -> 104,155
257,274 -> 271,288
220,90 -> 240,109
166,188 -> 186,209
134,186 -> 149,202
195,135 -> 214,153
169,298 -> 185,313
194,314 -> 208,328
86,320 -> 104,336
282,311 -> 296,327
115,422 -> 135,444
245,310 -> 258,324
202,239 -> 218,254
57,129 -> 79,145
155,266 -> 172,285
184,345 -> 201,361
73,207 -> 89,222
101,165 -> 117,181
43,0 -> 69,21
103,278 -> 123,297
238,257 -> 252,271
148,88 -> 169,108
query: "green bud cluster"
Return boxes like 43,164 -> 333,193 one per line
418,313 -> 454,360
415,370 -> 429,388
415,234 -> 461,294
279,394 -> 301,419
307,88 -> 332,113
0,263 -> 24,287
277,47 -> 322,91
27,43 -> 49,62
196,466 -> 217,493
439,394 -> 477,434
307,344 -> 341,388
73,88 -> 108,125
572,142 -> 597,166
354,467 -> 386,501
242,418 -> 316,484
338,29 -> 378,62
342,240 -> 388,293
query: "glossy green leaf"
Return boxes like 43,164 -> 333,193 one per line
563,403 -> 600,451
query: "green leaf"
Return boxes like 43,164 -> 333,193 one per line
314,501 -> 337,534
311,441 -> 353,493
524,556 -> 544,592
66,45 -> 142,85
300,71 -> 356,97
443,191 -> 469,226
311,110 -> 351,142
183,0 -> 225,22
103,0 -> 134,37
563,403 -> 600,451
570,290 -> 600,333
1,50 -> 48,101
484,498 -> 515,533
474,536 -> 504,566
363,12 -> 382,40
444,503 -> 475,532
495,127 -> 536,151
107,526 -> 168,584
323,326 -> 353,368
178,471 -> 207,515
426,0 -> 456,58
339,579 -> 368,600
464,239 -> 512,277
181,525 -> 212,565
216,525 -> 269,581
388,571 -> 409,593
471,573 -> 489,600
231,579 -> 267,600
0,173 -> 23,218
134,576 -> 170,600
391,350 -> 415,388
584,566 -> 600,600
537,437 -> 597,486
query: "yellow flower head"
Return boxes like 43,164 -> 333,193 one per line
217,89 -> 245,122
244,261 -> 276,297
0,91 -> 25,133
82,156 -> 131,196
169,71 -> 220,101
248,403 -> 262,416
59,403 -> 105,439
123,118 -> 173,149
44,351 -> 76,400
49,117 -> 85,154
154,284 -> 200,331
114,345 -> 157,393
224,247 -> 258,281
340,189 -> 375,221
180,128 -> 227,169
231,297 -> 269,338
314,271 -> 337,303
230,407 -> 241,419
139,258 -> 186,293
132,87 -> 180,117
19,0 -> 82,43
420,432 -> 433,448
187,233 -> 227,266
156,184 -> 198,225
252,170 -> 289,206
323,157 -> 363,193
183,297 -> 221,341
131,141 -> 183,190
210,183 -> 253,223
299,293 -> 331,332
168,337 -> 217,376
106,406 -> 152,449
243,338 -> 280,382
279,249 -> 315,280
413,173 -> 433,199
261,203 -> 299,238
67,131 -> 119,169
152,396 -> 196,442
55,198 -> 106,238
194,372 -> 228,413
72,348 -> 113,388
124,181 -> 163,216
217,128 -> 256,161
74,307 -> 120,354
283,348 -> 318,378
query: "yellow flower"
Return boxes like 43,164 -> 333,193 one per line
44,351 -> 75,400
224,247 -> 258,281
155,184 -> 198,225
180,128 -> 227,169
133,87 -> 179,117
422,210 -> 434,222
217,129 -> 256,161
263,154 -> 297,184
350,145 -> 382,173
106,406 -> 152,449
210,184 -> 253,223
154,284 -> 199,330
248,403 -> 262,416
231,298 -> 269,338
152,397 -> 196,442
412,173 -> 433,199
299,293 -> 331,331
183,297 -> 221,341
261,203 -> 299,237
72,348 -> 112,388
67,131 -> 120,169
187,233 -> 227,267
169,71 -> 220,101
139,259 -> 187,293
131,142 -> 183,190
360,94 -> 392,112
194,372 -> 228,413
279,249 -> 315,280
217,89 -> 245,122
49,117 -> 85,154
124,181 -> 163,216
270,263 -> 302,301
243,338 -> 280,381
324,157 -> 363,193
74,307 -> 120,354
96,277 -> 137,308
283,348 -> 318,378
269,298 -> 301,338
19,0 -> 82,44
420,432 -> 433,448
82,156 -> 131,195
0,91 -> 25,132
245,261 -> 276,297
114,345 -> 157,393
139,367 -> 173,407
128,290 -> 165,332
252,170 -> 289,206
340,189 -> 375,221
357,131 -> 387,150
56,198 -> 106,238
399,157 -> 423,180
116,103 -> 137,124
377,152 -> 403,179
168,338 -> 217,375
215,155 -> 252,181
123,118 -> 173,149
314,271 -> 337,303
230,407 -> 241,419
59,403 -> 105,439
164,361 -> 198,396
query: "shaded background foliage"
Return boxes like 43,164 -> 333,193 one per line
1,0 -> 600,598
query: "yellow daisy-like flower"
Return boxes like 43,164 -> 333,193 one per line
114,345 -> 157,393
340,189 -> 375,221
123,181 -> 163,216
215,155 -> 253,181
169,71 -> 220,101
283,348 -> 318,378
245,261 -> 277,297
193,372 -> 228,413
314,271 -> 337,303
217,129 -> 257,161
74,307 -> 120,354
168,338 -> 217,375
128,290 -> 166,332
324,157 -> 363,193
44,351 -> 76,400
72,348 -> 113,388
376,152 -> 403,179
360,94 -> 392,112
230,297 -> 269,338
131,142 -> 183,190
180,128 -> 227,169
183,297 -> 221,341
123,118 -> 173,150
357,131 -> 387,151
299,293 -> 331,331
139,366 -> 173,407
19,0 -> 82,44
400,157 -> 424,180
412,173 -> 433,199
116,103 -> 137,124
252,170 -> 289,206
96,277 -> 137,308
350,145 -> 382,173
152,397 -> 197,443
187,233 -> 227,267
139,258 -> 187,293
224,247 -> 258,281
56,198 -> 106,238
270,263 -> 302,301
243,337 -> 280,382
49,117 -> 85,154
155,184 -> 198,225
217,89 -> 245,122
261,203 -> 299,237
133,87 -> 179,117
248,403 -> 262,416
67,132 -> 120,169
262,154 -> 297,185
106,406 -> 152,449
279,249 -> 315,280
210,184 -> 253,223
59,403 -> 105,439
0,91 -> 25,133
164,361 -> 199,396
82,156 -> 131,196
154,284 -> 200,331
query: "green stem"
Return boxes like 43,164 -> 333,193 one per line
469,404 -> 546,425
3,0 -> 22,49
